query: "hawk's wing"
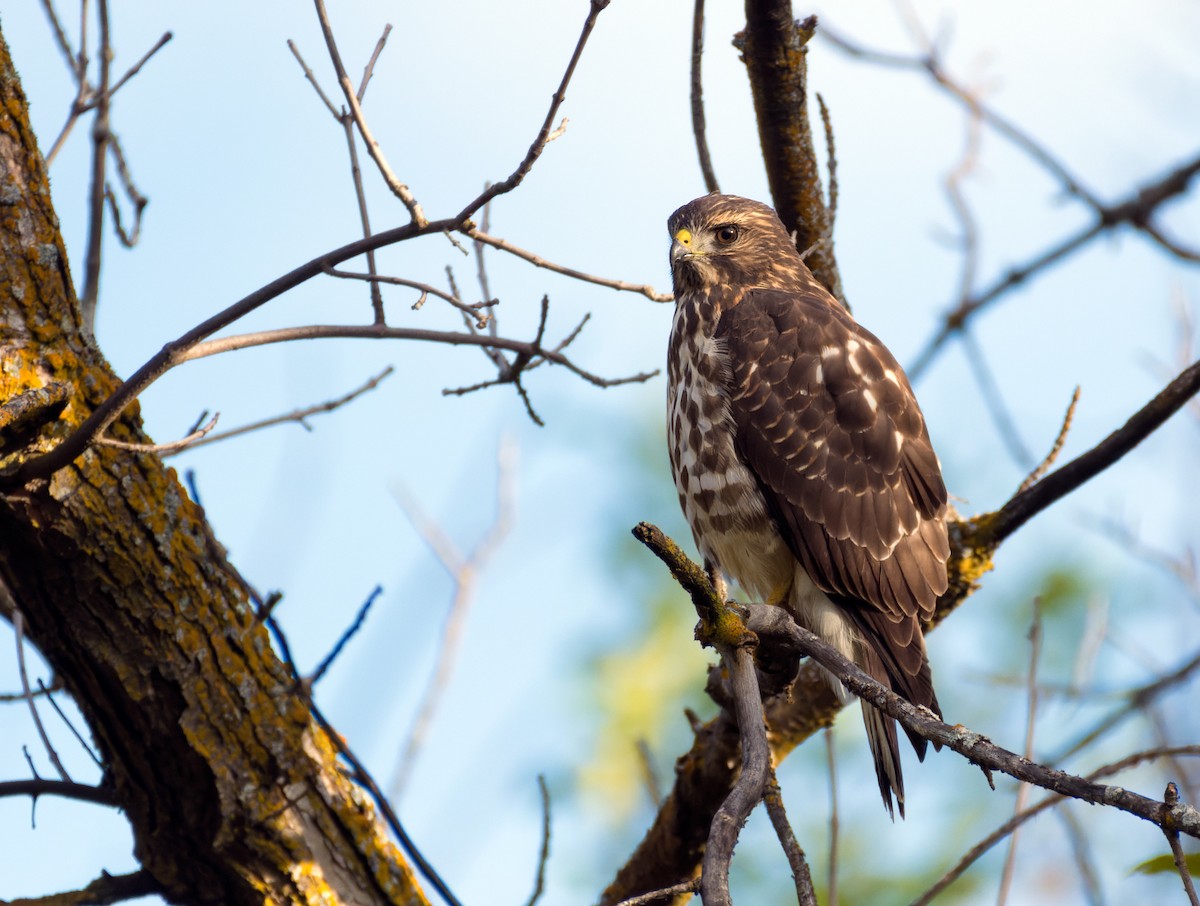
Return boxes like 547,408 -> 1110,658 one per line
715,288 -> 949,621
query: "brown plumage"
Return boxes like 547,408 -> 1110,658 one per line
665,194 -> 949,817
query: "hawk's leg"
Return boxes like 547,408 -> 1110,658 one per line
761,578 -> 804,697
704,559 -> 729,604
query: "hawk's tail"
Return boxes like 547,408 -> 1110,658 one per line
854,612 -> 941,820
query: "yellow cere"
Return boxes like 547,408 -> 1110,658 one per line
674,228 -> 692,245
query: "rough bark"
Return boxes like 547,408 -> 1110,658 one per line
740,1 -> 844,307
0,26 -> 426,906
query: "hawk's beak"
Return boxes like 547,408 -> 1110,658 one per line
671,228 -> 697,263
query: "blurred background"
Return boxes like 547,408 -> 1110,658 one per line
1,1 -> 1199,903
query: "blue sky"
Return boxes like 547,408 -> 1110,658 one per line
2,1 -> 1199,903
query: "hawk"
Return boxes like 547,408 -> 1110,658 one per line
666,194 -> 949,817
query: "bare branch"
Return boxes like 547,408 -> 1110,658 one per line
961,328 -> 1033,468
0,869 -> 162,905
701,646 -> 769,906
312,0 -> 427,225
468,229 -> 673,302
911,746 -> 1200,906
97,413 -> 219,455
455,0 -> 612,219
690,0 -> 719,193
167,366 -> 394,454
763,772 -> 818,906
910,154 -> 1200,381
79,0 -> 113,336
326,267 -> 490,326
740,600 -> 1200,837
0,777 -> 116,807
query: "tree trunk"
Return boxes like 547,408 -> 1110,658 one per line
0,26 -> 426,906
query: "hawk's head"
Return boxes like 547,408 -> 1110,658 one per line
668,194 -> 808,293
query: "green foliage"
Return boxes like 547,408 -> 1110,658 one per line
1132,851 -> 1200,876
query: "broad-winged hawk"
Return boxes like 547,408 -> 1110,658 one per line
666,194 -> 949,817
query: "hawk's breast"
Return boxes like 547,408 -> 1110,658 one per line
667,295 -> 793,603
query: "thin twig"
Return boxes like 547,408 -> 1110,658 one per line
454,0 -> 612,220
306,586 -> 383,688
391,436 -> 516,798
961,328 -> 1033,468
763,771 -> 818,906
524,775 -> 552,906
1050,645 -> 1200,766
817,92 -> 837,227
175,323 -> 658,389
910,154 -> 1200,381
996,598 -> 1042,906
357,24 -> 392,101
826,728 -> 840,906
107,31 -> 173,97
326,267 -> 490,326
79,0 -> 113,336
97,413 -> 219,454
263,615 -> 464,906
468,229 -> 673,302
287,39 -> 340,119
1,868 -> 162,904
0,778 -> 117,807
12,0 -> 619,487
1018,386 -> 1082,493
1056,805 -> 1106,906
612,879 -> 700,906
12,610 -> 71,782
910,746 -> 1200,906
312,0 -> 427,225
39,679 -> 102,768
690,0 -> 720,193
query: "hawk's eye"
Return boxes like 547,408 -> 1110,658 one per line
714,224 -> 739,244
